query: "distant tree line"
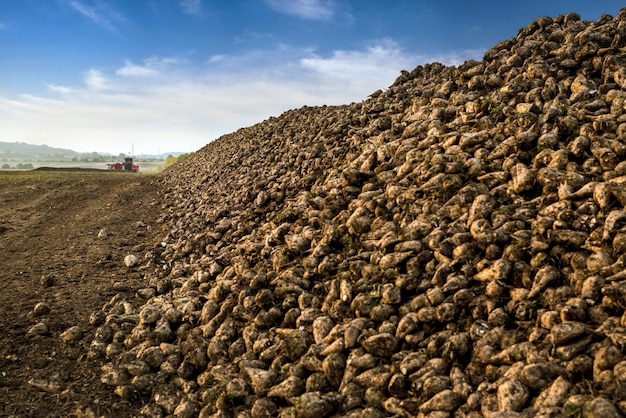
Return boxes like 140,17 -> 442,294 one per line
159,154 -> 190,171
1,163 -> 34,170
71,152 -> 111,162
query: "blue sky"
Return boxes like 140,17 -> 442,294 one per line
1,1 -> 624,155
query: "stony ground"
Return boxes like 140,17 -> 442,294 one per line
0,170 -> 164,417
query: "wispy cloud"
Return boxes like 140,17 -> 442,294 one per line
265,0 -> 336,20
117,60 -> 158,77
47,84 -> 77,94
424,49 -> 485,66
18,94 -> 64,106
0,44 -> 483,154
180,0 -> 203,16
84,68 -> 108,90
300,40 -> 412,89
0,23 -> 6,30
116,57 -> 182,77
233,29 -> 277,45
67,0 -> 126,32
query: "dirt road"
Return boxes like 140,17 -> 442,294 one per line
0,170 -> 165,417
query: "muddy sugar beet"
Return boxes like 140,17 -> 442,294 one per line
88,9 -> 626,418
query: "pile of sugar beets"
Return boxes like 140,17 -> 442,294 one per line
88,9 -> 626,418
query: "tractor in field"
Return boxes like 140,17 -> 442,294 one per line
106,157 -> 139,173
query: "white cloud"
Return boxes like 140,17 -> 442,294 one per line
0,44 -> 483,154
67,0 -> 126,32
47,84 -> 77,94
180,0 -> 203,16
300,40 -> 413,90
18,94 -> 64,106
117,60 -> 158,77
147,56 -> 180,66
265,0 -> 335,20
208,54 -> 225,63
116,57 -> 182,77
84,69 -> 108,90
425,49 -> 485,66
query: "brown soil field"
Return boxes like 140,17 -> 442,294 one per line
0,170 -> 164,417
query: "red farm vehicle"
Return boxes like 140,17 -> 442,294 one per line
106,157 -> 139,173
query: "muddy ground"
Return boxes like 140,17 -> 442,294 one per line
0,170 -> 165,417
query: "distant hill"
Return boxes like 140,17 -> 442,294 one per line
0,141 -> 78,160
0,141 -> 185,161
